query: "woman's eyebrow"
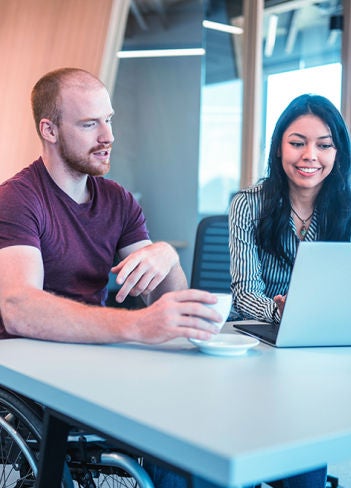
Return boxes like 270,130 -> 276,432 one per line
287,132 -> 306,139
287,132 -> 333,140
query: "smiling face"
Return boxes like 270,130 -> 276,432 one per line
281,114 -> 337,196
56,83 -> 115,177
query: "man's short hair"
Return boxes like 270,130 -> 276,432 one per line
31,67 -> 104,138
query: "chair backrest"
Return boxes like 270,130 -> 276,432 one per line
190,215 -> 231,293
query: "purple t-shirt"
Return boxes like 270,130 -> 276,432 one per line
0,158 -> 149,338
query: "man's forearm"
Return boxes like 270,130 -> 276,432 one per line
2,287 -> 136,343
1,285 -> 221,345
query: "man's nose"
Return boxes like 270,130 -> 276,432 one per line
98,124 -> 114,145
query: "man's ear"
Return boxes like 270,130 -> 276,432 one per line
39,119 -> 58,143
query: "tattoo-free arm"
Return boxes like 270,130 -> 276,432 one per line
0,245 -> 219,343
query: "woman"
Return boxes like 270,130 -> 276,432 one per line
229,93 -> 351,323
229,94 -> 351,488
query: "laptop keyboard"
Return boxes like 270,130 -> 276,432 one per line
232,321 -> 278,343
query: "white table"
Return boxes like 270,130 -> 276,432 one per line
0,324 -> 351,487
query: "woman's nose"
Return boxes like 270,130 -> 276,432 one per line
302,144 -> 317,161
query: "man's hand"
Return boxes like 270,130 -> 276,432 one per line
129,289 -> 222,344
112,242 -> 180,303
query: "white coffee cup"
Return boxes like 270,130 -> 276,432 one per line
189,292 -> 232,345
206,292 -> 232,331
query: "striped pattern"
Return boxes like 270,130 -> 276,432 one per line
228,184 -> 319,322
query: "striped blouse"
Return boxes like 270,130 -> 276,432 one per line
228,184 -> 319,323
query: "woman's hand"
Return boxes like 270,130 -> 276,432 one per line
274,294 -> 286,316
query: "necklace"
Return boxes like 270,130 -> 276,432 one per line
291,206 -> 314,239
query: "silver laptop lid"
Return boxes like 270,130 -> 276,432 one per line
276,241 -> 351,347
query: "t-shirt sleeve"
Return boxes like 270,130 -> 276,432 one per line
116,186 -> 150,249
0,181 -> 42,251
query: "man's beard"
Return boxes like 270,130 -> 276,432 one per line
58,137 -> 111,177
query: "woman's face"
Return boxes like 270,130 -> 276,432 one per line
280,114 -> 337,195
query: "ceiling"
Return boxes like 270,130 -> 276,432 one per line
127,0 -> 195,34
124,0 -> 344,83
128,0 -> 343,35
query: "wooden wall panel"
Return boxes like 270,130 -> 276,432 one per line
0,0 -> 113,183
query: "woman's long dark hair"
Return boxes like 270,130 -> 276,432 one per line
256,94 -> 351,266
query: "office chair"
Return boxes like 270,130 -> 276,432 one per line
190,215 -> 231,294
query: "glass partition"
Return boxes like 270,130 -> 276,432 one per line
261,0 -> 343,175
199,1 -> 244,216
199,0 -> 343,215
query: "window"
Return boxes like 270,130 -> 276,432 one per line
199,1 -> 243,215
199,0 -> 343,215
199,79 -> 242,215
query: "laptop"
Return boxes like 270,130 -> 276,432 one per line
232,241 -> 351,347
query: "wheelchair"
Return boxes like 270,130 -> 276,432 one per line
0,385 -> 154,487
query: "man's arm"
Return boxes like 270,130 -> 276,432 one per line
112,240 -> 188,304
0,245 -> 220,344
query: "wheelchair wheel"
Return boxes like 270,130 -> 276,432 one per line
67,433 -> 153,488
0,387 -> 73,487
73,468 -> 140,488
0,387 -> 152,488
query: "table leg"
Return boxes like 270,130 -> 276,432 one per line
36,408 -> 71,488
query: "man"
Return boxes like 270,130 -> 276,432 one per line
0,67 -> 220,343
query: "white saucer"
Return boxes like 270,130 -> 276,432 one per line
189,334 -> 259,357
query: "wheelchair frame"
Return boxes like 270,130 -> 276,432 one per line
0,385 -> 154,488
